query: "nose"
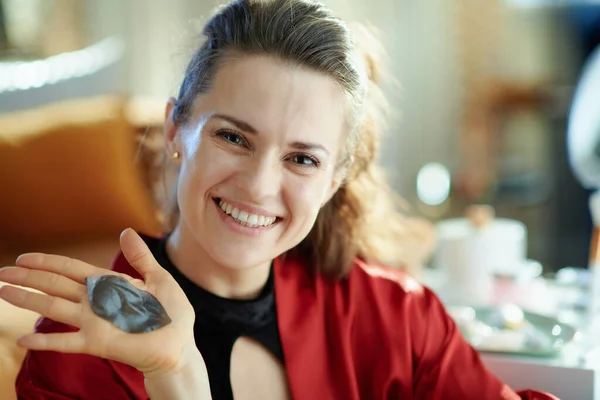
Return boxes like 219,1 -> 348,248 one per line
235,155 -> 282,202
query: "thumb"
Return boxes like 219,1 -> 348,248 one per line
119,228 -> 163,280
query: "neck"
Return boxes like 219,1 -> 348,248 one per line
165,223 -> 272,300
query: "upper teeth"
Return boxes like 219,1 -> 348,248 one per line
218,200 -> 277,227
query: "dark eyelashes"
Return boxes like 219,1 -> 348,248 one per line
289,153 -> 320,168
214,129 -> 248,147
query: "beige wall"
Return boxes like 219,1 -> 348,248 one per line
82,0 -> 577,200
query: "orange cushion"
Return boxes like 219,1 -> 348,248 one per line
0,96 -> 162,246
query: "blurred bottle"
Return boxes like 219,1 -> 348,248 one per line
587,192 -> 600,337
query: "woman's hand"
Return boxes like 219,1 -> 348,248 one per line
0,228 -> 198,378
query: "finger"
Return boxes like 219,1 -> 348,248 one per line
120,228 -> 166,280
18,332 -> 86,354
0,267 -> 85,303
0,285 -> 81,328
15,253 -> 120,284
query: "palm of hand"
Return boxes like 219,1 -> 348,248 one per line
79,274 -> 195,374
0,229 -> 197,376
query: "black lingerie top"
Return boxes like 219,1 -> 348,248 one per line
145,235 -> 284,400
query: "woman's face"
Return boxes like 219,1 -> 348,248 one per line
165,56 -> 347,270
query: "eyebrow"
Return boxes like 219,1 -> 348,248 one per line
289,141 -> 330,155
214,113 -> 257,134
213,113 -> 330,155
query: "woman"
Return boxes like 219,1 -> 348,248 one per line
0,0 -> 556,399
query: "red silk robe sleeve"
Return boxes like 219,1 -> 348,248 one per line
15,317 -> 148,400
410,285 -> 558,400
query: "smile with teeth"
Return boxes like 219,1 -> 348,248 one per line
217,199 -> 277,228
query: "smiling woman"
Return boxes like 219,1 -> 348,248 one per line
161,20 -> 431,280
0,1 -> 559,399
164,55 -> 351,288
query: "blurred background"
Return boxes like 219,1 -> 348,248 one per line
1,0 -> 599,274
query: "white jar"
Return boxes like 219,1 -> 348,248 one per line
432,206 -> 528,306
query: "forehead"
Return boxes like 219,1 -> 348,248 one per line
194,55 -> 347,147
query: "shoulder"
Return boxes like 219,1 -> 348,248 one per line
349,259 -> 450,334
334,258 -> 441,311
275,256 -> 454,372
326,261 -> 462,367
349,259 -> 426,297
277,255 -> 444,320
344,259 -> 447,328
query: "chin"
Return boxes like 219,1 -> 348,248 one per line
210,246 -> 277,270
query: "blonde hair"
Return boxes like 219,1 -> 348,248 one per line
166,0 -> 434,277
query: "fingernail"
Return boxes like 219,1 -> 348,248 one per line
16,335 -> 28,347
15,253 -> 34,264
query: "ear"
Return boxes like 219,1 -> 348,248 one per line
163,97 -> 181,161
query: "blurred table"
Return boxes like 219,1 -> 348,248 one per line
482,350 -> 598,400
422,268 -> 600,399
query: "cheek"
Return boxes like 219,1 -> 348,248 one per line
284,176 -> 330,223
178,143 -> 229,209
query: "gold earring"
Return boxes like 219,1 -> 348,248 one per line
172,151 -> 180,159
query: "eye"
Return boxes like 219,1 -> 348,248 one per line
216,130 -> 248,147
289,154 -> 320,168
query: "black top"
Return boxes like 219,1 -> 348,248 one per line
145,236 -> 284,400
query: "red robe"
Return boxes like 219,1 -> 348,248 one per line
15,252 -> 558,399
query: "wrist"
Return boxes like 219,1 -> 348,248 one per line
143,345 -> 205,381
143,349 -> 212,400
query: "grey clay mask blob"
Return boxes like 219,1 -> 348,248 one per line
86,275 -> 172,333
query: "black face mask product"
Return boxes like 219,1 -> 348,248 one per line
86,275 -> 172,333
